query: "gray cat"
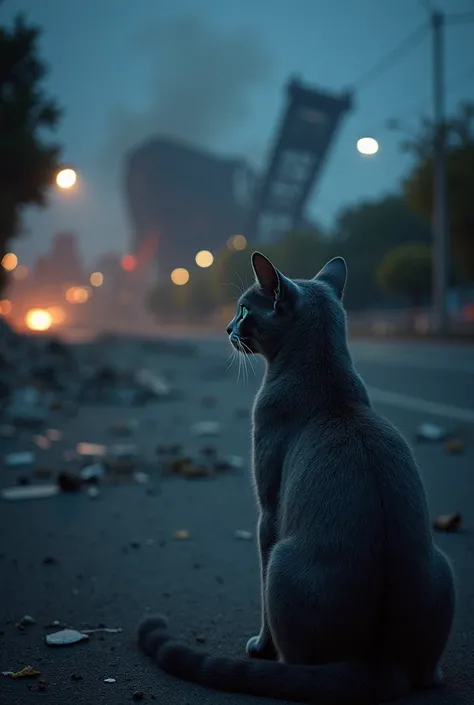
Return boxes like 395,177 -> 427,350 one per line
138,253 -> 455,704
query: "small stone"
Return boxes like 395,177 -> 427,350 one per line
234,529 -> 253,541
433,512 -> 462,532
16,615 -> 36,628
173,530 -> 191,540
444,438 -> 464,454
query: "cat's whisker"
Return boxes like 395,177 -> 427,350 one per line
240,341 -> 256,378
242,348 -> 249,386
235,270 -> 247,298
224,281 -> 243,297
224,350 -> 236,373
236,345 -> 243,385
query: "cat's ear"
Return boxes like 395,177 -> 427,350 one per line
251,251 -> 297,306
314,257 -> 347,299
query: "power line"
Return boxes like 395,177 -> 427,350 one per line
351,22 -> 429,91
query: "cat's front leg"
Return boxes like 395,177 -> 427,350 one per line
246,510 -> 278,660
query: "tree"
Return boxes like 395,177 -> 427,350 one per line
376,243 -> 432,308
403,101 -> 474,282
0,12 -> 62,293
330,195 -> 431,309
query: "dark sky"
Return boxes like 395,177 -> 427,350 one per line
3,0 -> 474,268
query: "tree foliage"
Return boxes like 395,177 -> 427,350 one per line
0,12 -> 62,292
403,101 -> 474,281
329,195 -> 430,309
376,243 -> 432,306
147,195 -> 435,321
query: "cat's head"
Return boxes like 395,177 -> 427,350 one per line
226,252 -> 347,360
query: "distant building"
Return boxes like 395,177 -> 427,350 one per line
124,137 -> 257,279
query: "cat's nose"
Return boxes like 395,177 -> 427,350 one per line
226,324 -> 233,336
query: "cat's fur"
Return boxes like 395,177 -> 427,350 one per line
138,253 -> 455,704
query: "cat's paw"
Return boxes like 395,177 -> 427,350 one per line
246,635 -> 278,660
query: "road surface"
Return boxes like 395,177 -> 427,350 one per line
1,336 -> 473,704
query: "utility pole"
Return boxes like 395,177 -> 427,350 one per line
431,10 -> 449,335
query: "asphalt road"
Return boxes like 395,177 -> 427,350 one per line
1,336 -> 473,705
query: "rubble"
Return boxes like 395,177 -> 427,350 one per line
3,665 -> 41,679
192,421 -> 221,437
2,485 -> 59,501
4,451 -> 35,467
433,512 -> 462,532
45,628 -> 89,646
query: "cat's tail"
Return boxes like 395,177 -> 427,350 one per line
137,615 -> 409,704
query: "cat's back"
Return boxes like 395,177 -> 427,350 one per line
282,402 -> 431,546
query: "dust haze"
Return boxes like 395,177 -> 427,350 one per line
102,14 -> 272,171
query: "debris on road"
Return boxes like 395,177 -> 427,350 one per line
46,428 -> 62,441
192,421 -> 221,437
234,530 -> 253,541
133,471 -> 150,484
82,627 -> 122,634
173,529 -> 191,540
80,463 -> 105,483
87,486 -> 100,498
433,512 -> 462,532
2,484 -> 59,501
104,677 -> 116,683
15,615 -> 36,629
444,438 -> 465,454
135,368 -> 171,399
4,451 -> 35,467
45,628 -> 89,646
3,665 -> 41,679
34,434 -> 51,449
415,423 -> 447,442
76,442 -> 107,458
166,456 -> 213,479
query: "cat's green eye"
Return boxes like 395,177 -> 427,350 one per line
240,305 -> 249,320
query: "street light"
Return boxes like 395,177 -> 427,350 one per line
121,254 -> 137,271
56,168 -> 77,190
195,250 -> 214,268
356,137 -> 379,156
228,234 -> 247,251
90,272 -> 104,287
1,252 -> 18,271
171,268 -> 190,285
25,308 -> 53,331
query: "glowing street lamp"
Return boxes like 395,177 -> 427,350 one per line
0,299 -> 12,316
195,250 -> 214,268
171,268 -> 190,285
228,234 -> 247,251
356,137 -> 379,156
1,252 -> 18,271
121,254 -> 137,271
56,168 -> 77,189
90,271 -> 104,287
25,308 -> 53,331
